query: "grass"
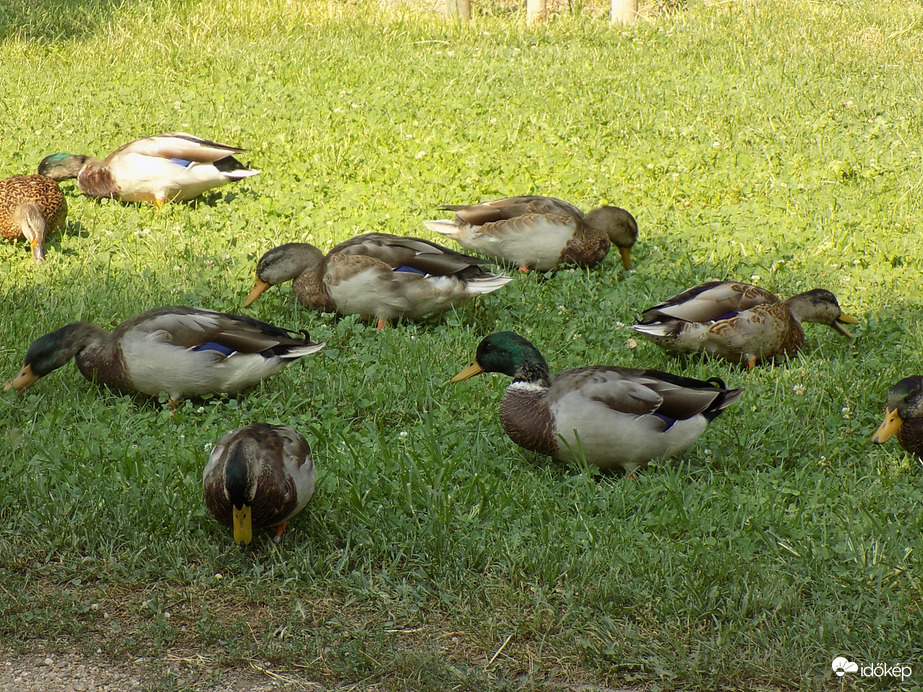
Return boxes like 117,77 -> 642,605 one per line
2,0 -> 923,689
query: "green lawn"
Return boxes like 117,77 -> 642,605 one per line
2,0 -> 922,690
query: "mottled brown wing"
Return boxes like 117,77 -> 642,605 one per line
639,281 -> 780,324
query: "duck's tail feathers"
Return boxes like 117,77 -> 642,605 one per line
280,341 -> 326,359
629,322 -> 680,338
703,386 -> 744,422
465,273 -> 514,294
423,219 -> 460,237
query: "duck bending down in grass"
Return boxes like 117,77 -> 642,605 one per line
0,174 -> 67,262
452,331 -> 743,474
629,281 -> 858,368
873,377 -> 923,458
3,306 -> 324,403
424,196 -> 638,271
203,423 -> 315,547
37,132 -> 260,208
243,233 -> 513,328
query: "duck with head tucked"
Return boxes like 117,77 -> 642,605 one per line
243,232 -> 512,328
38,132 -> 260,208
424,196 -> 638,272
0,174 -> 67,262
629,281 -> 858,368
452,331 -> 743,474
3,306 -> 323,404
203,423 -> 315,547
873,377 -> 923,458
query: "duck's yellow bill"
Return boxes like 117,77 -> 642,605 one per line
3,364 -> 37,393
233,504 -> 253,546
243,277 -> 270,308
618,246 -> 632,270
832,312 -> 858,339
451,361 -> 484,383
872,407 -> 902,444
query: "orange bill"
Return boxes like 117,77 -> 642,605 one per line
451,360 -> 484,383
3,364 -> 38,393
243,277 -> 271,307
872,407 -> 902,445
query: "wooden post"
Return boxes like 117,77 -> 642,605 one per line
611,0 -> 638,24
527,0 -> 547,24
446,0 -> 472,20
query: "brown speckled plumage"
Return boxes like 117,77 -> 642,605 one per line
0,174 -> 67,260
631,281 -> 857,366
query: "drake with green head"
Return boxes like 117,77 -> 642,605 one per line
38,132 -> 260,208
244,233 -> 512,328
0,174 -> 67,262
3,306 -> 324,404
203,423 -> 315,546
452,331 -> 743,474
873,377 -> 923,458
630,281 -> 858,367
424,196 -> 638,271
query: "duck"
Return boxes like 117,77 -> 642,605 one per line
203,423 -> 316,546
0,174 -> 67,262
3,306 -> 324,403
243,233 -> 513,328
452,331 -> 743,473
37,132 -> 260,208
628,281 -> 858,367
872,377 -> 923,458
423,196 -> 638,271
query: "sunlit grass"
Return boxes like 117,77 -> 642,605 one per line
1,0 -> 922,690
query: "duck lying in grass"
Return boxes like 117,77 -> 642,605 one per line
0,174 -> 67,262
203,423 -> 315,547
424,195 -> 638,271
873,377 -> 923,458
629,281 -> 858,367
38,132 -> 260,208
244,233 -> 512,328
3,306 -> 324,403
452,331 -> 743,474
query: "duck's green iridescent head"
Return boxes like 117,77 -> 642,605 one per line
3,323 -> 93,392
452,331 -> 549,383
873,376 -> 923,445
38,153 -> 89,181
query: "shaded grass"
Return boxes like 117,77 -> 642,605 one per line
2,0 -> 923,690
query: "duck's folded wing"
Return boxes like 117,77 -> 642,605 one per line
335,233 -> 490,275
127,307 -> 312,353
444,196 -> 580,224
118,133 -> 246,162
639,281 -> 779,324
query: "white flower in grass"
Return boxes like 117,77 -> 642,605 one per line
793,383 -> 806,396
398,431 -> 408,441
203,443 -> 213,453
841,406 -> 851,420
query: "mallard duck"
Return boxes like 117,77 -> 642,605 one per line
37,132 -> 260,208
3,306 -> 324,402
873,377 -> 923,458
0,174 -> 67,262
452,331 -> 743,473
424,196 -> 638,271
629,281 -> 858,367
243,233 -> 513,328
203,423 -> 315,546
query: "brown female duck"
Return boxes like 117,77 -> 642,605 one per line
424,196 -> 638,271
0,174 -> 66,262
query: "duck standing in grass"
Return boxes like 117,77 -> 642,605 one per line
0,174 -> 67,262
203,423 -> 315,547
3,306 -> 324,404
38,132 -> 260,208
424,196 -> 638,271
629,281 -> 858,367
452,331 -> 743,474
873,377 -> 923,458
243,232 -> 512,328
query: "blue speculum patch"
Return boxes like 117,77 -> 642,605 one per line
170,158 -> 194,168
394,265 -> 426,275
195,342 -> 236,356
